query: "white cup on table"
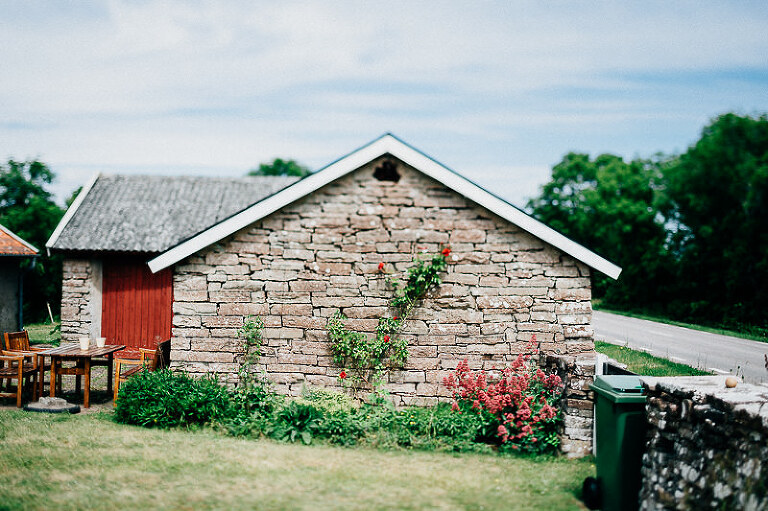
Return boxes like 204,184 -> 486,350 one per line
79,337 -> 90,350
96,337 -> 106,348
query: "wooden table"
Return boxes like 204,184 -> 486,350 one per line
36,344 -> 126,408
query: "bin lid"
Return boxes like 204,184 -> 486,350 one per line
591,375 -> 647,404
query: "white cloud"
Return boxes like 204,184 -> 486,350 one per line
0,1 -> 766,206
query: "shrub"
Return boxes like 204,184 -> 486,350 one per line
268,401 -> 324,445
114,369 -> 234,428
444,339 -> 564,455
225,377 -> 283,437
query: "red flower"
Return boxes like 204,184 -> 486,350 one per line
393,316 -> 398,320
383,335 -> 390,343
339,371 -> 347,379
442,247 -> 451,257
378,262 -> 385,271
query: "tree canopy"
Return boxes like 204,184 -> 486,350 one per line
664,113 -> 768,326
0,159 -> 65,322
248,158 -> 310,177
527,153 -> 670,308
529,113 -> 768,333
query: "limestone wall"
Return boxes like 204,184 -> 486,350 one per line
640,376 -> 768,510
543,354 -> 597,458
61,258 -> 102,341
171,156 -> 595,410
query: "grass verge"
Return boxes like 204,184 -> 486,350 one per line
0,410 -> 593,510
595,341 -> 712,377
592,302 -> 766,343
24,321 -> 61,346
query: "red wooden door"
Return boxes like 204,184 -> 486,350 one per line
101,257 -> 173,358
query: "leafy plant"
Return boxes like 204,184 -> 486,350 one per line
268,401 -> 324,445
327,248 -> 451,391
237,316 -> 264,388
114,369 -> 234,429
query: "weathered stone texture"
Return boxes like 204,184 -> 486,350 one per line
543,353 -> 596,457
60,259 -> 94,341
639,377 -> 768,510
171,157 -> 596,449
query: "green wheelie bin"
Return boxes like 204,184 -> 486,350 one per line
583,375 -> 647,511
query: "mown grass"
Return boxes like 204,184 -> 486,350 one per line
24,321 -> 60,346
594,341 -> 712,377
0,410 -> 593,510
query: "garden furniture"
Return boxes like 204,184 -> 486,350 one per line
0,350 -> 38,407
3,330 -> 53,397
37,343 -> 126,408
113,339 -> 170,401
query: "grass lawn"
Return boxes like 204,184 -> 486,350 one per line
594,341 -> 712,377
24,321 -> 60,346
0,410 -> 593,511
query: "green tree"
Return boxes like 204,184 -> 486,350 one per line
663,113 -> 768,328
248,158 -> 310,177
527,153 -> 671,308
0,160 -> 65,322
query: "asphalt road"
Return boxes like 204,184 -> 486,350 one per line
593,310 -> 768,384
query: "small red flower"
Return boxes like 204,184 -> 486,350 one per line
378,262 -> 385,271
339,371 -> 347,379
383,335 -> 390,343
442,247 -> 451,257
393,316 -> 398,320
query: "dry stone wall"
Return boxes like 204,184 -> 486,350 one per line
171,156 -> 595,412
640,376 -> 768,510
543,353 -> 597,458
60,258 -> 95,341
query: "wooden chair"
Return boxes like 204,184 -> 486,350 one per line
3,330 -> 53,397
113,339 -> 171,401
0,351 -> 38,407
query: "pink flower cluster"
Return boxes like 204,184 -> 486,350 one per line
443,337 -> 563,448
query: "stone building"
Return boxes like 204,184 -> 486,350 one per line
0,223 -> 38,333
47,134 -> 620,451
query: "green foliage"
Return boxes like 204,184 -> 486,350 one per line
528,112 -> 768,333
114,367 -> 551,456
248,158 -> 311,177
527,152 -> 670,308
389,252 -> 448,313
237,316 -> 264,388
664,113 -> 768,328
268,401 -> 323,445
301,387 -> 356,414
327,311 -> 408,387
113,369 -> 235,428
0,159 -> 65,321
327,249 -> 449,390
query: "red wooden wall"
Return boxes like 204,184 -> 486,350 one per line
101,257 -> 173,357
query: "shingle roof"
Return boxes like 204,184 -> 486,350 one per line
0,223 -> 38,256
48,174 -> 299,253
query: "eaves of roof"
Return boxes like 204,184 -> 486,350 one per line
148,134 -> 622,279
0,223 -> 39,257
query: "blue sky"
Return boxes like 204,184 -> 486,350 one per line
1,1 -> 766,206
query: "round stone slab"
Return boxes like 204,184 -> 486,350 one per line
24,397 -> 81,414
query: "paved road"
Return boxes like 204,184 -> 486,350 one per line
593,310 -> 768,384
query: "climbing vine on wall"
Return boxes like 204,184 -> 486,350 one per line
327,247 -> 452,391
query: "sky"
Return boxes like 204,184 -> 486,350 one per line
1,1 -> 767,207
